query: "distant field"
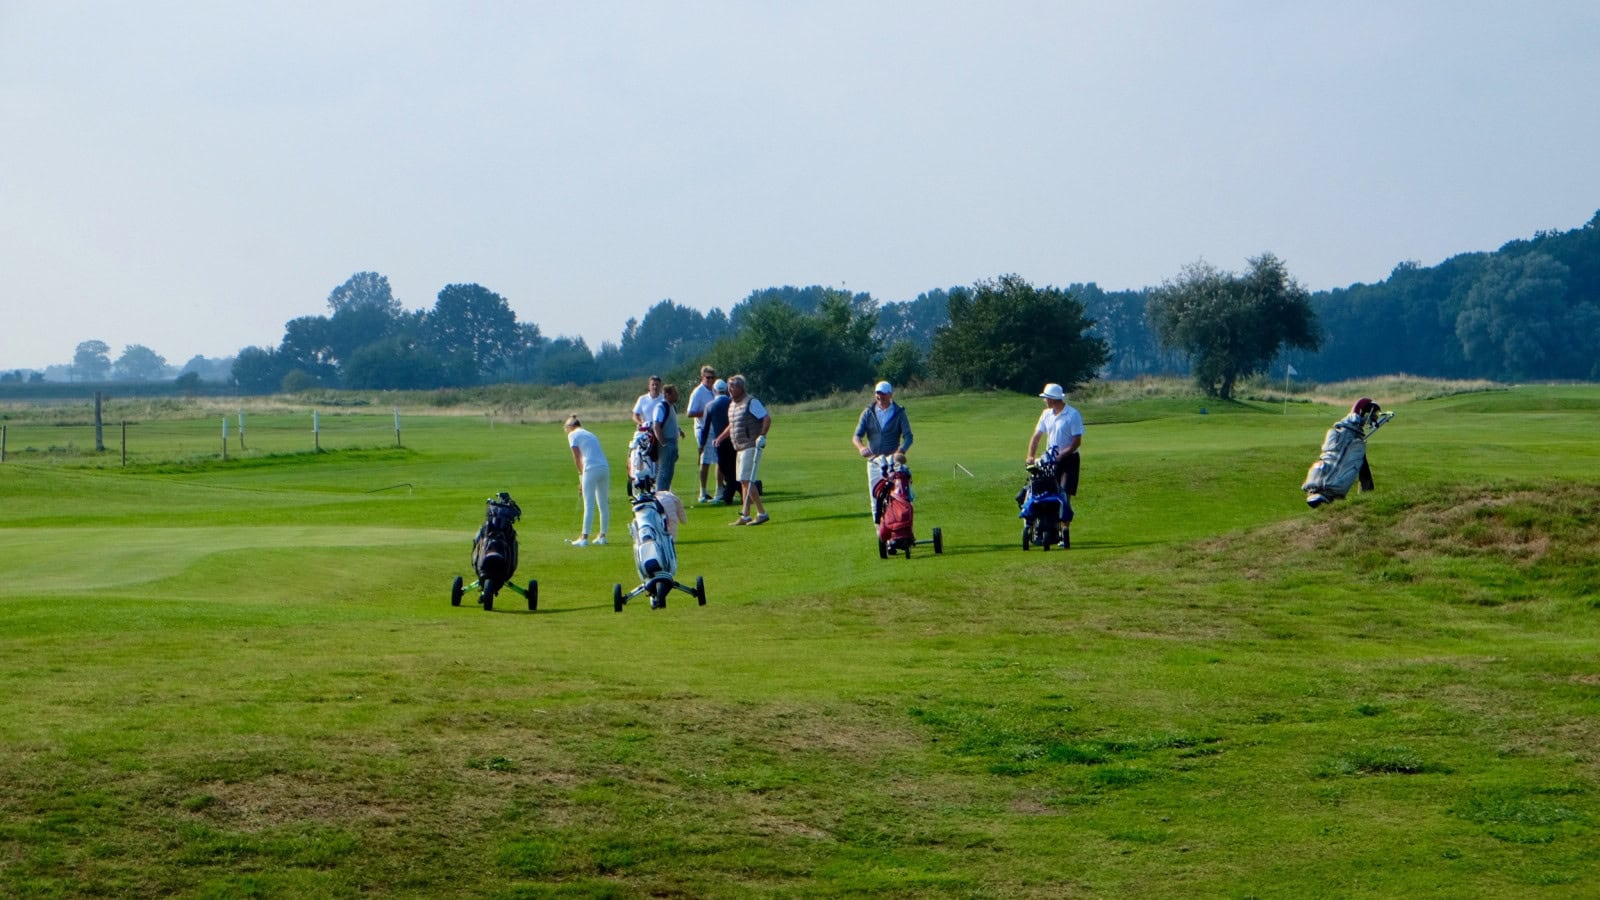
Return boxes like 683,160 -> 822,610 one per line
2,384 -> 1597,896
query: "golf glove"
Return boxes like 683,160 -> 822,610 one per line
756,435 -> 766,449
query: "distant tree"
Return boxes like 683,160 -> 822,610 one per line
615,299 -> 734,378
1455,252 -> 1593,380
278,316 -> 339,385
877,339 -> 925,389
232,346 -> 286,393
425,283 -> 522,384
1148,254 -> 1321,399
538,336 -> 599,385
342,334 -> 449,390
713,292 -> 880,403
875,289 -> 951,352
0,370 -> 20,383
326,271 -> 402,317
930,275 -> 1109,394
174,371 -> 202,394
73,340 -> 112,381
114,344 -> 167,382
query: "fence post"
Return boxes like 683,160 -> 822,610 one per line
394,407 -> 402,448
313,410 -> 320,452
222,417 -> 228,460
94,391 -> 105,452
239,409 -> 246,450
1,424 -> 6,462
121,420 -> 127,467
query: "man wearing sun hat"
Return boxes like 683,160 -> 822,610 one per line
852,380 -> 914,519
1026,382 -> 1083,545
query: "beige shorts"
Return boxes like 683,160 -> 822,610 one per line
736,446 -> 762,482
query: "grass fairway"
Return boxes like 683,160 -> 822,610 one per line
2,385 -> 1598,896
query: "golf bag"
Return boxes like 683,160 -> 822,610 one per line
628,429 -> 658,497
873,456 -> 915,546
1302,398 -> 1394,509
472,492 -> 521,590
1017,451 -> 1071,550
629,492 -> 677,587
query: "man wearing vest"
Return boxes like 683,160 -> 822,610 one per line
716,374 -> 771,526
852,380 -> 914,520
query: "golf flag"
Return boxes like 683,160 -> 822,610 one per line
1286,363 -> 1298,376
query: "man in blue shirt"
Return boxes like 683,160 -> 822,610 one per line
852,381 -> 913,519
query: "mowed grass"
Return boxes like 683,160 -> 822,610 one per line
2,385 -> 1598,896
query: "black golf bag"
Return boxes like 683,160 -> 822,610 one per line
1302,398 -> 1394,509
471,492 -> 521,593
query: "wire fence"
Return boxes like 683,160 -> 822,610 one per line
0,409 -> 421,467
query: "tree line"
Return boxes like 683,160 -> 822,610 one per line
41,209 -> 1600,400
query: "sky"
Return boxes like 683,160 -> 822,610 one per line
3,1 -> 1598,372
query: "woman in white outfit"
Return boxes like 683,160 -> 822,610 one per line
564,415 -> 610,546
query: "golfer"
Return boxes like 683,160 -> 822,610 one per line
631,375 -> 663,427
1025,383 -> 1083,543
650,383 -> 682,492
564,415 -> 610,547
717,374 -> 771,526
851,380 -> 913,519
685,364 -> 719,502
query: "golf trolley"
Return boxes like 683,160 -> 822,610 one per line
450,492 -> 538,611
870,454 -> 942,559
1302,399 -> 1395,509
614,441 -> 707,612
1017,451 -> 1071,550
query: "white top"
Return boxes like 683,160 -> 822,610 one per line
686,383 -> 716,438
1034,405 -> 1084,455
567,427 -> 608,470
633,392 -> 662,421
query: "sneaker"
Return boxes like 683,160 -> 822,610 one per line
594,537 -> 607,546
731,515 -> 752,526
698,493 -> 713,503
751,514 -> 770,526
568,538 -> 589,547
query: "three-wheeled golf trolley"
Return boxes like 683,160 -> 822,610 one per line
870,454 -> 942,559
613,458 -> 706,612
451,492 -> 538,611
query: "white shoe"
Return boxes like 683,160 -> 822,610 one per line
569,538 -> 589,547
594,537 -> 608,545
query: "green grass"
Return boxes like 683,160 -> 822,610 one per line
2,384 -> 1599,896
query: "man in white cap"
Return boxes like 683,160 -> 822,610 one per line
852,380 -> 914,519
1026,382 -> 1083,546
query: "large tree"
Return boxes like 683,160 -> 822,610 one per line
712,291 -> 879,403
114,344 -> 167,381
73,340 -> 112,381
326,271 -> 402,317
1147,254 -> 1321,399
930,275 -> 1108,394
425,283 -> 523,384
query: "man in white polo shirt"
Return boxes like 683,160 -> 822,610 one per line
1025,382 -> 1083,546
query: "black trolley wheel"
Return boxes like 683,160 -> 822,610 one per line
1021,525 -> 1031,551
696,575 -> 706,606
878,539 -> 888,560
527,580 -> 538,611
451,576 -> 464,607
481,582 -> 495,611
933,527 -> 943,554
613,584 -> 625,613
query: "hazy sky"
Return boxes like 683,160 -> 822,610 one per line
4,2 -> 1598,371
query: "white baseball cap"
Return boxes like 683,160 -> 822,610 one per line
874,381 -> 893,394
1039,383 -> 1066,400
714,379 -> 728,393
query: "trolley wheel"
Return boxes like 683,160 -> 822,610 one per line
651,581 -> 669,609
933,527 -> 944,554
1061,526 -> 1070,550
527,580 -> 538,611
481,582 -> 495,611
878,539 -> 888,560
696,575 -> 706,606
613,584 -> 624,613
451,576 -> 464,607
903,541 -> 911,559
1022,525 -> 1031,551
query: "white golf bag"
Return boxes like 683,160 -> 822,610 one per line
629,493 -> 677,584
627,430 -> 658,497
1302,399 -> 1394,508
